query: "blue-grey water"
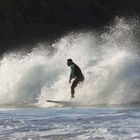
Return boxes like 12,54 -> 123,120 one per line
1,106 -> 140,140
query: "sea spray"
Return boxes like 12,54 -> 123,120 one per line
39,18 -> 140,107
0,18 -> 140,107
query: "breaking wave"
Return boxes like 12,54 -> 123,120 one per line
0,18 -> 140,107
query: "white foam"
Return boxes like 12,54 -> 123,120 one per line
0,18 -> 140,107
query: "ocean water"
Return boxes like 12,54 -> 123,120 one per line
1,106 -> 140,140
1,18 -> 140,139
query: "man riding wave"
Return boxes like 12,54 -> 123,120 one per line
67,59 -> 84,98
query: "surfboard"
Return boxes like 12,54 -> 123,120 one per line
46,99 -> 77,106
46,100 -> 67,103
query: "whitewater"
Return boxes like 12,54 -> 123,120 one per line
0,18 -> 139,107
1,18 -> 140,139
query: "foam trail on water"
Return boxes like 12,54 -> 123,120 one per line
0,18 -> 140,107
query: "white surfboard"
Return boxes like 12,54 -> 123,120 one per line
46,99 -> 78,106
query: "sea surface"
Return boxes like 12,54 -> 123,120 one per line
1,105 -> 140,140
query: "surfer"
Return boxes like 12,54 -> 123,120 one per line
67,59 -> 84,98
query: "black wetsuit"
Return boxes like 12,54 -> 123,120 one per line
70,63 -> 84,97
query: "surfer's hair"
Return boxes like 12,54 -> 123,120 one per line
67,58 -> 73,62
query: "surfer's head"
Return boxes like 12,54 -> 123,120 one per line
67,58 -> 73,66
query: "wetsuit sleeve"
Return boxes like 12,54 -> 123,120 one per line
70,64 -> 75,80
